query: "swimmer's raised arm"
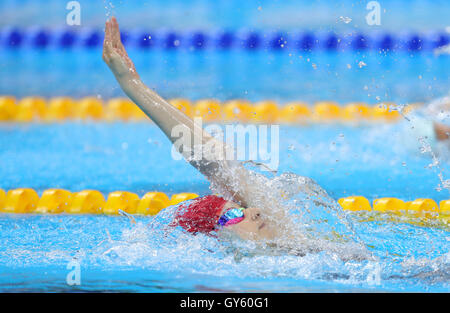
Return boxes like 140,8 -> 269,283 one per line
103,17 -> 252,206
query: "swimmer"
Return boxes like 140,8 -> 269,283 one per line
103,17 -> 370,260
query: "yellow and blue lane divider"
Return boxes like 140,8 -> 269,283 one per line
0,96 -> 416,124
1,27 -> 448,52
0,188 -> 448,226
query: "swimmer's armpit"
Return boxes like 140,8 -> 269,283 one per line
433,122 -> 450,141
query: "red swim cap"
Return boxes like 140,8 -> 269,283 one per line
172,195 -> 228,234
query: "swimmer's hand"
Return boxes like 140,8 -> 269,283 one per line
103,17 -> 139,80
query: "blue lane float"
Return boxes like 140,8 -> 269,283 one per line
1,27 -> 24,47
1,27 -> 448,52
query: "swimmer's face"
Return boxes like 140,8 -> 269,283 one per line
218,202 -> 276,241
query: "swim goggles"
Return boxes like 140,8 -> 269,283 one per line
217,207 -> 246,227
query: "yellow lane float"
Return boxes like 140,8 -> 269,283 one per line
342,102 -> 371,121
0,96 -> 17,121
407,198 -> 439,218
338,196 -> 447,225
170,193 -> 199,206
338,196 -> 371,212
0,189 -> 5,209
248,100 -> 279,123
439,200 -> 450,224
279,102 -> 311,124
104,191 -> 140,215
223,99 -> 251,122
169,98 -> 193,117
313,101 -> 341,121
16,97 -> 47,122
439,200 -> 450,216
46,97 -> 76,121
371,102 -> 401,122
2,188 -> 39,213
106,98 -> 147,121
373,198 -> 406,214
76,97 -> 104,120
0,188 -> 449,225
